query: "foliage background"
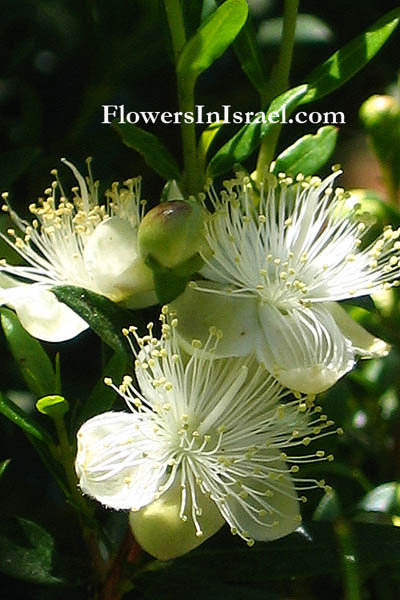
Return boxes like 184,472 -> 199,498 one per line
1,0 -> 400,598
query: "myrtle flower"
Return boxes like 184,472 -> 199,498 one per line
0,159 -> 155,342
171,169 -> 393,394
75,307 -> 337,560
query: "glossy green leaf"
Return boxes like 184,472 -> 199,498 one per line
137,522 -> 400,589
0,458 -> 10,478
52,286 -> 133,357
1,308 -> 56,398
36,395 -> 69,419
273,126 -> 338,176
177,0 -> 248,88
301,8 -> 400,104
0,518 -> 63,584
207,85 -> 308,177
77,351 -> 129,426
113,122 -> 180,181
198,121 -> 224,171
0,392 -> 53,445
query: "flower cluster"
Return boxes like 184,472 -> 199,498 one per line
0,159 -> 155,341
76,307 -> 338,559
6,163 -> 394,560
74,168 -> 397,560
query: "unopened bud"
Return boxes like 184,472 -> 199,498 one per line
360,95 -> 399,130
138,200 -> 205,269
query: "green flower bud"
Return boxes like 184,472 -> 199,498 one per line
138,201 -> 205,269
360,95 -> 399,131
36,395 -> 69,419
129,479 -> 224,560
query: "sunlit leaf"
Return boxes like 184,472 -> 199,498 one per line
207,85 -> 308,177
177,0 -> 248,88
301,8 -> 400,104
52,286 -> 132,357
273,126 -> 338,176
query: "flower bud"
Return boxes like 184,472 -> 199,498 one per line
138,201 -> 205,269
129,479 -> 224,560
360,95 -> 399,130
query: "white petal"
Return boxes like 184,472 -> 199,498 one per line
0,286 -> 88,342
170,282 -> 261,357
129,477 -> 224,560
83,217 -> 154,302
328,301 -> 390,358
76,412 -> 163,511
217,451 -> 301,542
257,302 -> 355,393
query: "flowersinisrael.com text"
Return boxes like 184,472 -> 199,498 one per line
102,104 -> 346,126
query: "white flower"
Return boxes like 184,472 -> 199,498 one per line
0,159 -> 155,342
171,170 -> 393,394
75,307 -> 337,560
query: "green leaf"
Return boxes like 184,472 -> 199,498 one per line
273,126 -> 338,176
0,392 -> 53,445
301,8 -> 400,104
76,351 -> 129,426
36,395 -> 69,420
113,122 -> 180,181
1,308 -> 56,398
177,0 -> 248,88
137,522 -> 400,590
52,286 -> 133,357
0,458 -> 10,478
198,121 -> 225,171
0,517 -> 70,584
207,85 -> 308,177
